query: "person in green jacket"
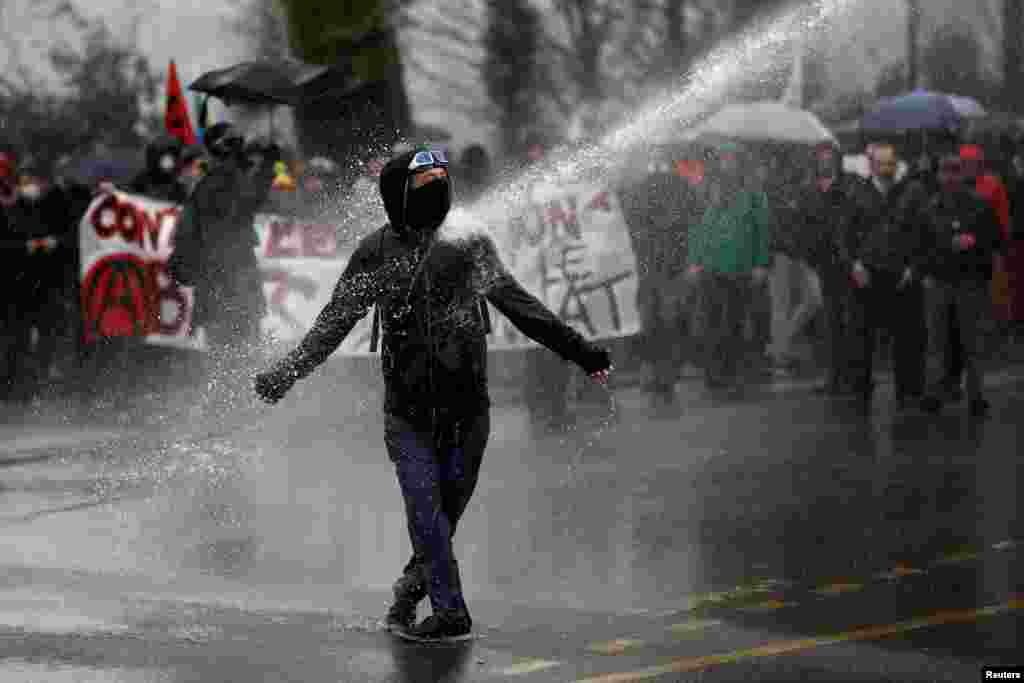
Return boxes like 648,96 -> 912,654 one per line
686,142 -> 772,390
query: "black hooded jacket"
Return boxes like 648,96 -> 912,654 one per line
275,150 -> 611,428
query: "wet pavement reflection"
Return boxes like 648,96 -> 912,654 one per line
1,374 -> 1020,681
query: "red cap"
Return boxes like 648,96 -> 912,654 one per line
959,144 -> 984,162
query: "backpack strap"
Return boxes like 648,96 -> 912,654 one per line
369,227 -> 388,354
369,304 -> 381,352
478,298 -> 492,335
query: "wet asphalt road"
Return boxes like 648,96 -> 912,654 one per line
0,365 -> 1021,682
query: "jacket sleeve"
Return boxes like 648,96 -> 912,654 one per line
478,237 -> 610,373
278,237 -> 379,380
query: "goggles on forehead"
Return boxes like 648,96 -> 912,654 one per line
408,149 -> 448,171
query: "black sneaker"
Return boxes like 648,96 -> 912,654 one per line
385,573 -> 426,633
397,611 -> 473,643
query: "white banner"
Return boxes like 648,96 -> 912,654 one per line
479,181 -> 640,347
79,183 -> 639,356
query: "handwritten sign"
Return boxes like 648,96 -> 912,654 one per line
80,183 -> 640,356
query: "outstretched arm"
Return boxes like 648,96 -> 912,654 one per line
255,238 -> 382,402
477,236 -> 611,376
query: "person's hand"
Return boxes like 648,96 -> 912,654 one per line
851,261 -> 870,289
751,266 -> 768,283
922,275 -> 936,290
589,365 -> 613,386
953,233 -> 977,251
254,366 -> 296,405
686,264 -> 704,280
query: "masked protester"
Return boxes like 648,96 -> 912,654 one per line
919,156 -> 1003,418
168,122 -> 275,354
129,134 -> 187,203
850,143 -> 931,412
253,148 -> 612,642
2,160 -> 74,393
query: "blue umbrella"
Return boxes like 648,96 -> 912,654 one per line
861,90 -> 987,134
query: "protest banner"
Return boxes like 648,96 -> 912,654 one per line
79,182 -> 639,356
477,180 -> 640,348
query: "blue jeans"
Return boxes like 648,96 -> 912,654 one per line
384,411 -> 489,615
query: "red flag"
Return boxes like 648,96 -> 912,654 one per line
165,60 -> 197,145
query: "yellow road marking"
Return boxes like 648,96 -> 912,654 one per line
574,596 -> 1024,683
935,550 -> 981,565
813,582 -> 864,597
668,619 -> 722,635
874,564 -> 925,581
587,639 -> 645,655
736,599 -> 796,613
495,659 -> 561,676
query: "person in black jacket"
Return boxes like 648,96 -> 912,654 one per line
129,134 -> 188,203
850,144 -> 932,411
920,155 -> 1003,418
789,143 -> 872,395
2,160 -> 75,394
168,122 -> 276,352
253,148 -> 612,642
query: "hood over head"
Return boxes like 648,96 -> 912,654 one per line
379,149 -> 452,236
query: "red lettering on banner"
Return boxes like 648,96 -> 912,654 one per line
80,254 -> 159,343
586,191 -> 612,212
266,219 -> 338,258
303,223 -> 337,258
266,220 -> 301,258
147,260 -> 190,336
545,197 -> 580,240
90,194 -> 170,250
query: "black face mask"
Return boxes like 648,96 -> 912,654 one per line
406,176 -> 451,234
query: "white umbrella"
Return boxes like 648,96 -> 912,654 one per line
690,101 -> 837,145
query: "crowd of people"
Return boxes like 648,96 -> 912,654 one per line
2,122 -> 1024,423
0,127 -> 497,406
619,136 -> 1024,419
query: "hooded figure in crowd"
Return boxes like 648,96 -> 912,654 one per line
129,134 -> 188,203
253,147 -> 613,642
167,122 -> 276,350
1,158 -> 74,390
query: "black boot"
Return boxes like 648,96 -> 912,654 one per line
386,571 -> 426,632
399,609 -> 473,642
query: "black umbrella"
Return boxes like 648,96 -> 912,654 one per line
189,58 -> 361,107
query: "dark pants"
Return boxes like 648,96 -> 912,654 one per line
384,411 -> 490,616
854,273 -> 927,399
821,275 -> 857,389
702,272 -> 752,386
944,304 -> 965,388
929,281 -> 990,401
637,275 -> 689,395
